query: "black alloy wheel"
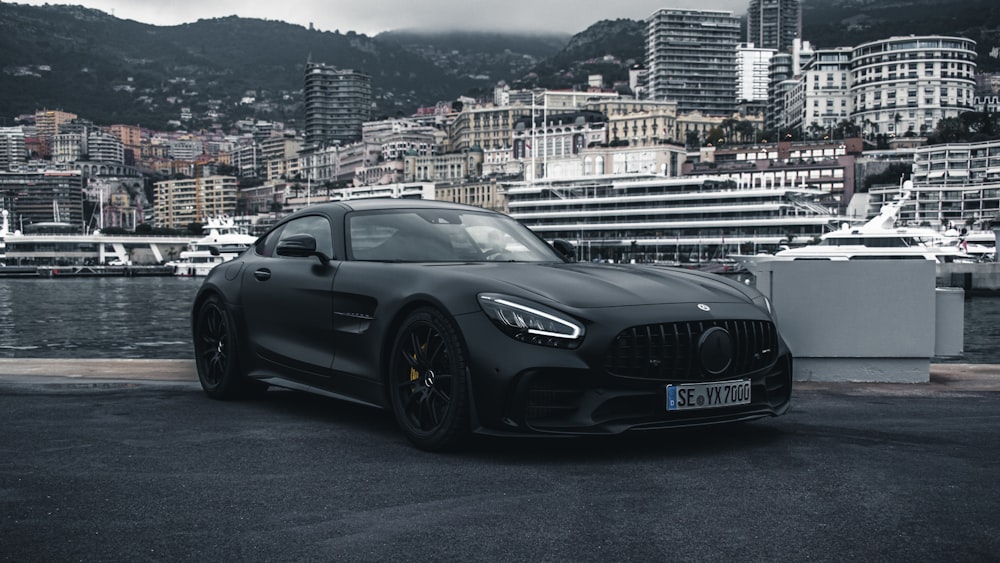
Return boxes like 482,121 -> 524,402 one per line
194,294 -> 265,399
388,307 -> 471,451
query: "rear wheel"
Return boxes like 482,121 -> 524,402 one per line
388,307 -> 471,451
193,294 -> 266,399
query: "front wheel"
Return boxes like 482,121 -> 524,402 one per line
388,308 -> 471,451
193,294 -> 266,399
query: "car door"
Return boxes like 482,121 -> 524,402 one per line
241,214 -> 339,377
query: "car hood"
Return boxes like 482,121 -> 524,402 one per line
450,262 -> 754,309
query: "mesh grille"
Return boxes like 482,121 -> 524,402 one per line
604,319 -> 778,381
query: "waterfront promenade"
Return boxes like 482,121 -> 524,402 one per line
2,357 -> 999,390
1,359 -> 998,561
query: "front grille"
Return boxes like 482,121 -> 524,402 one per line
523,374 -> 585,420
604,319 -> 778,381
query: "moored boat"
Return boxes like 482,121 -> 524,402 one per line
736,181 -> 974,267
165,217 -> 256,276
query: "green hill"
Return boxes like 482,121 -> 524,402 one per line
0,3 -> 567,129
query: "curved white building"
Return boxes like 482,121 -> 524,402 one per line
850,36 -> 977,137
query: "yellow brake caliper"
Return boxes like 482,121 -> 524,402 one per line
409,342 -> 427,383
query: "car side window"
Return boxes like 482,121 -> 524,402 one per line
254,225 -> 284,257
276,215 -> 335,259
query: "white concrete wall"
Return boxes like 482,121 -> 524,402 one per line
752,260 -> 947,382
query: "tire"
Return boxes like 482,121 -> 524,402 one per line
193,294 -> 266,400
388,307 -> 471,451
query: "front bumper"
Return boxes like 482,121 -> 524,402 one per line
501,358 -> 792,435
456,301 -> 793,436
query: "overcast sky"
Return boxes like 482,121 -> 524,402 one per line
19,0 -> 750,35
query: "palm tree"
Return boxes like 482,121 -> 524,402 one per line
721,118 -> 739,143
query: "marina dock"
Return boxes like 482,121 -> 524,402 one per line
0,265 -> 175,278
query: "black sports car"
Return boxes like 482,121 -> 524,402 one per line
192,199 -> 792,451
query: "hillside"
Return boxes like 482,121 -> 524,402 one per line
0,3 -> 567,129
802,0 -> 1000,70
1,1 -> 998,132
520,19 -> 646,91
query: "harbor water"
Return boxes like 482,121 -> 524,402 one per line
0,276 -> 998,363
0,277 -> 201,359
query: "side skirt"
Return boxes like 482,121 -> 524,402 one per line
255,374 -> 385,410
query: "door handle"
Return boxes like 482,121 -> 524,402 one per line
253,268 -> 271,281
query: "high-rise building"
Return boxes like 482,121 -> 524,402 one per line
646,9 -> 741,115
304,62 -> 372,148
747,0 -> 801,53
0,127 -> 27,172
766,52 -> 796,131
34,109 -> 77,141
737,44 -> 776,103
767,39 -> 814,132
0,170 -> 84,227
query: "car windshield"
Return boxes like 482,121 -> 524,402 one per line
347,208 -> 564,263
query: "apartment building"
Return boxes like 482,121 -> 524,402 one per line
304,62 -> 372,147
746,0 -> 801,53
583,99 -> 679,146
883,139 -> 1000,228
87,131 -> 126,164
646,9 -> 740,115
260,134 -> 303,182
363,119 -> 444,160
796,47 -> 853,134
767,52 -> 797,130
109,124 -> 143,149
851,36 -> 977,136
685,138 -> 864,205
0,127 -> 27,171
539,144 -> 687,180
435,179 -> 508,213
403,149 -> 484,183
449,105 -> 528,176
154,175 -> 238,229
737,44 -> 777,104
34,109 -> 77,141
0,170 -> 84,227
512,110 -> 609,180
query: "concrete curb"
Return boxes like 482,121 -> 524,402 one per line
0,358 -> 196,381
2,359 -> 999,392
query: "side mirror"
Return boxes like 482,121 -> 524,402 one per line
276,234 -> 331,265
552,239 -> 576,262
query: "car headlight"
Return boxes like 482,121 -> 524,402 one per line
478,293 -> 584,348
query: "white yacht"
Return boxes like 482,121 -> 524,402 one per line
738,181 -> 971,265
0,209 -> 9,265
166,217 -> 256,277
952,230 -> 996,262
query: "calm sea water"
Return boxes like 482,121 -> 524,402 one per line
0,277 -> 202,359
0,276 -> 997,363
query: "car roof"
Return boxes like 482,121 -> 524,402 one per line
293,198 -> 495,216
342,198 -> 487,212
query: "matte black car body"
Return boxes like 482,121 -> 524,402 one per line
192,199 -> 792,450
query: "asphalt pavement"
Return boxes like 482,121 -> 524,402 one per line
1,361 -> 998,562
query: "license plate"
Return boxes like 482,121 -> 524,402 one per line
666,379 -> 751,411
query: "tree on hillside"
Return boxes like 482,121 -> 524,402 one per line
735,120 -> 758,144
926,112 -> 1000,144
